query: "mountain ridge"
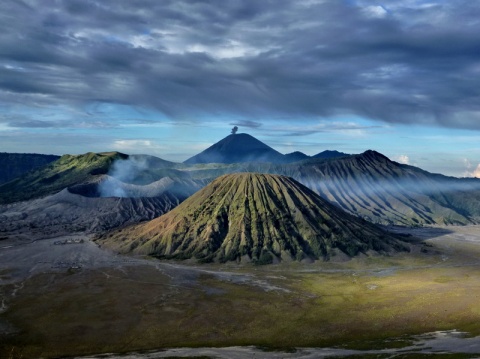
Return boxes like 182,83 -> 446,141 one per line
98,173 -> 408,263
293,150 -> 480,225
312,150 -> 351,160
0,151 -> 127,204
0,152 -> 60,184
2,133 -> 480,227
181,148 -> 480,225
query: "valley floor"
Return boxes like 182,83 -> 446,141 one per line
2,225 -> 480,358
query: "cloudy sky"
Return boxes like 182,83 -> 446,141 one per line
1,0 -> 480,176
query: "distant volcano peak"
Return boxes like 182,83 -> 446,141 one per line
183,133 -> 285,164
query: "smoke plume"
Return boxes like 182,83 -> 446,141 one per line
98,157 -> 149,197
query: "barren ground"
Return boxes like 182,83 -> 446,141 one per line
1,225 -> 480,358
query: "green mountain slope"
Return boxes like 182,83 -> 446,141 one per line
0,152 -> 127,204
0,153 -> 60,184
0,152 -> 203,204
98,173 -> 408,263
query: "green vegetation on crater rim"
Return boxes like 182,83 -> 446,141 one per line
0,151 -> 127,204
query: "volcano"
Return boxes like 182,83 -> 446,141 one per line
183,133 -> 285,164
98,173 -> 408,263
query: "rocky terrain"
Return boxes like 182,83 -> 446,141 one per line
0,188 -> 185,238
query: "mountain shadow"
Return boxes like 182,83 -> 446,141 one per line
0,153 -> 60,184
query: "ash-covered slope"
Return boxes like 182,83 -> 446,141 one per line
184,133 -> 286,164
98,173 -> 408,263
0,187 -> 185,238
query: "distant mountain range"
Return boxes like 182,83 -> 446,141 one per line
3,132 -> 479,265
97,173 -> 408,263
183,133 -> 349,164
312,150 -> 350,159
2,133 -> 480,227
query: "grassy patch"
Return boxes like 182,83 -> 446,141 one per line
2,258 -> 480,358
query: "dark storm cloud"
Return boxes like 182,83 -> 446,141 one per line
1,0 -> 480,129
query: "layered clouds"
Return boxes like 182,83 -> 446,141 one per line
1,0 -> 480,128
